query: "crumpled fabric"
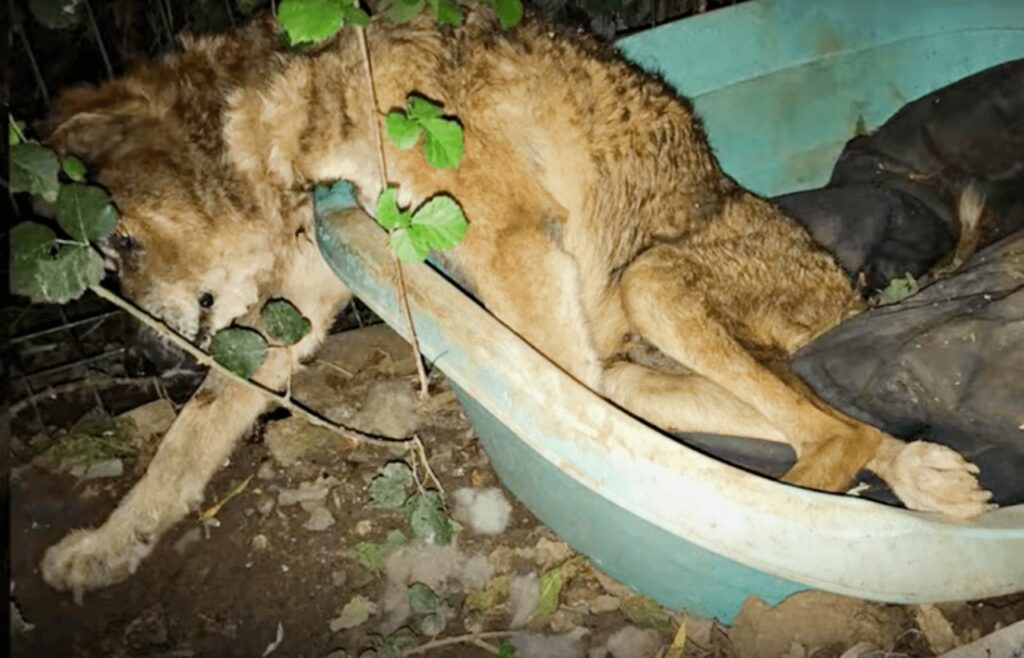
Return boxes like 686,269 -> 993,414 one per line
691,60 -> 1024,505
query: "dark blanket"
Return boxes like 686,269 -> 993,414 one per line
682,60 -> 1024,505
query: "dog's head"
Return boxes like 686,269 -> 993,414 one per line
48,20 -> 301,345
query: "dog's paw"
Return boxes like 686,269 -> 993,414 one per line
882,441 -> 995,519
41,526 -> 152,601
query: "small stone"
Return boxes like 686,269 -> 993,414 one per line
265,416 -> 336,467
257,496 -> 276,516
589,595 -> 621,614
549,608 -> 584,633
686,615 -> 716,649
278,476 -> 336,506
352,379 -> 422,437
606,626 -> 663,658
257,461 -> 276,480
535,537 -> 573,568
329,595 -> 377,631
354,519 -> 374,536
304,505 -> 336,532
251,534 -> 269,551
71,458 -> 124,480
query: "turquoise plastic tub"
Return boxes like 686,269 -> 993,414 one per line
317,0 -> 1024,622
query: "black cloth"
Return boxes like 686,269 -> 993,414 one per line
679,60 -> 1024,505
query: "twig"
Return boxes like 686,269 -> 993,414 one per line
395,257 -> 431,398
316,359 -> 354,378
154,0 -> 174,47
82,0 -> 113,79
5,377 -> 150,420
223,0 -> 236,26
412,435 -> 445,497
404,630 -> 512,656
87,285 -> 410,451
356,17 -> 431,399
14,18 -> 50,107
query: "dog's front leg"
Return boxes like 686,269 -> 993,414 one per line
42,252 -> 351,598
40,352 -> 291,600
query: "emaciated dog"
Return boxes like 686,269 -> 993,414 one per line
40,5 -> 991,598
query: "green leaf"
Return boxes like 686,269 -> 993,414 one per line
420,117 -> 463,169
410,195 -> 467,251
277,0 -> 343,45
384,0 -> 424,23
56,183 -> 117,242
498,640 -> 517,658
875,272 -> 919,305
375,628 -> 418,658
385,111 -> 422,150
620,595 -> 673,629
340,3 -> 370,27
11,223 -> 55,296
9,118 -> 26,145
369,461 -> 413,508
348,529 -> 407,572
404,491 -> 453,545
406,96 -> 444,121
536,556 -> 585,619
375,187 -> 406,230
407,583 -> 454,635
261,298 -> 312,345
428,0 -> 463,25
407,583 -> 442,615
389,226 -> 432,262
61,155 -> 88,182
210,327 -> 268,378
10,142 -> 61,203
494,0 -> 523,29
10,223 -> 103,304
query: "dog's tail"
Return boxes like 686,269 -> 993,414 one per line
949,181 -> 987,272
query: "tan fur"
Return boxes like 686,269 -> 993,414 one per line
225,6 -> 989,505
41,6 -> 990,597
41,21 -> 352,599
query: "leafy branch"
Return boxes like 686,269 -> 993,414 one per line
276,0 -> 520,397
87,285 -> 404,450
8,121 -> 409,452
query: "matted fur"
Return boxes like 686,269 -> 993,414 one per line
41,5 -> 990,597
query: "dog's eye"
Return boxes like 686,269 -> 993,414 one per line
198,292 -> 215,309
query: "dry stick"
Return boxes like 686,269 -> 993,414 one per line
154,0 -> 174,47
223,0 -> 237,26
413,435 -> 445,496
87,285 -> 408,451
82,0 -> 113,79
14,19 -> 50,107
356,23 -> 432,399
405,630 -> 513,656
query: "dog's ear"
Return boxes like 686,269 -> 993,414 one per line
46,83 -> 156,166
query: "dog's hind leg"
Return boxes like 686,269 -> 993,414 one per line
619,244 -> 991,517
602,361 -> 786,442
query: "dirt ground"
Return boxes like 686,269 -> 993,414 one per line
9,325 -> 1024,658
